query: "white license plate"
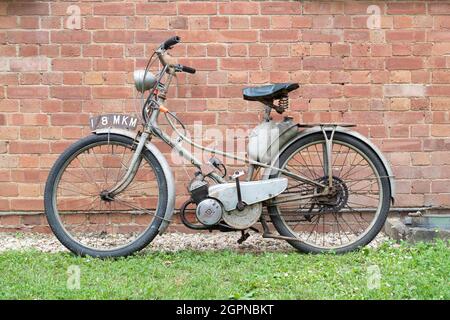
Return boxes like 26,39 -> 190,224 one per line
89,114 -> 138,130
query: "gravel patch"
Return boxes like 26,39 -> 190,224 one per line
0,231 -> 390,254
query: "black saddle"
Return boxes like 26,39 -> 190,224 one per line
242,83 -> 299,102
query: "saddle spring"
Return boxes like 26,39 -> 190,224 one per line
274,94 -> 289,114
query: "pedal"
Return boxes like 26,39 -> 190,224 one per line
237,230 -> 250,244
231,170 -> 245,180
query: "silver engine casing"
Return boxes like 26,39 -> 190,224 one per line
196,198 -> 222,226
248,117 -> 298,164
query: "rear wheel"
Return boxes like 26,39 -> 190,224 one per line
44,134 -> 168,258
268,132 -> 391,254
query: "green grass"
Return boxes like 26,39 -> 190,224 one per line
0,240 -> 448,300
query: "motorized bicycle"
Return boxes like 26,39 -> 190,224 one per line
44,36 -> 395,257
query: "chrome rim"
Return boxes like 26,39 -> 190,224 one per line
273,139 -> 384,250
52,140 -> 160,251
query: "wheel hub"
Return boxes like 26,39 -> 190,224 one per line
100,190 -> 114,202
315,176 -> 349,213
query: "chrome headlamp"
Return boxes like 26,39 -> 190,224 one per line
133,69 -> 157,93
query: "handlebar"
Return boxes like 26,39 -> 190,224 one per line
157,36 -> 196,74
178,64 -> 196,74
161,36 -> 180,50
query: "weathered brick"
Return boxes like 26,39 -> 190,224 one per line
1,0 -> 450,227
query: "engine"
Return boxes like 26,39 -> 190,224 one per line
187,174 -> 223,227
195,198 -> 223,225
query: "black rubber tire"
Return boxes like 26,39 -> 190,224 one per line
44,134 -> 168,258
268,132 -> 391,254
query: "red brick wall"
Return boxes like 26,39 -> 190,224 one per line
1,1 -> 450,229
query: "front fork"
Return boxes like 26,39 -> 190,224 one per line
106,131 -> 150,197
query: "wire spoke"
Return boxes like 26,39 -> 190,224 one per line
273,137 -> 384,250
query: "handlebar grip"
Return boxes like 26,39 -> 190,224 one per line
181,65 -> 196,74
162,36 -> 180,50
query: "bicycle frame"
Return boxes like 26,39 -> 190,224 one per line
103,45 -> 395,214
104,47 -> 340,202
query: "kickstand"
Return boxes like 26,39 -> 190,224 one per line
237,230 -> 250,244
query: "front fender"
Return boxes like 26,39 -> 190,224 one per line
262,125 -> 395,203
93,128 -> 175,234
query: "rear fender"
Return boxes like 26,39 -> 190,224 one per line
93,128 -> 175,234
262,125 -> 395,203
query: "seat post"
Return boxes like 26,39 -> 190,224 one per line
263,101 -> 272,121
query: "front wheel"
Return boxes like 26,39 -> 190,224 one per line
44,134 -> 168,258
268,132 -> 391,254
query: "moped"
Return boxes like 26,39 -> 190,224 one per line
44,36 -> 395,257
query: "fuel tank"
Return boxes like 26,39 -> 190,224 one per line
247,117 -> 298,164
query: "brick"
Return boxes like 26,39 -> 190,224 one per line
221,58 -> 259,70
429,3 -> 450,15
386,2 -> 426,15
92,87 -> 132,99
386,57 -> 424,70
0,215 -> 21,226
431,125 -> 450,137
93,3 -> 134,16
303,57 -> 343,70
386,31 -> 425,42
411,180 -> 430,194
303,2 -> 343,14
381,139 -> 422,152
7,31 -> 49,44
10,114 -> 48,126
219,2 -> 258,15
216,30 -> 257,43
344,85 -> 371,97
178,2 -> 216,15
427,85 -> 450,96
311,43 -> 330,56
432,181 -> 450,193
432,71 -> 450,84
210,17 -> 229,29
9,57 -> 49,72
435,16 -> 450,29
344,30 -> 370,42
411,153 -> 431,166
94,30 -> 134,43
136,3 -> 177,15
0,0 -> 450,219
428,31 -> 450,42
260,2 -> 301,15
7,2 -> 49,15
411,124 -> 429,137
302,30 -> 342,42
51,30 -> 91,44
261,30 -> 299,42
7,86 -> 48,99
170,17 -> 188,30
10,142 -> 49,154
52,59 -> 91,71
218,112 -> 258,124
390,98 -> 411,111
384,84 -> 425,97
50,86 -> 91,100
302,85 -> 342,98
